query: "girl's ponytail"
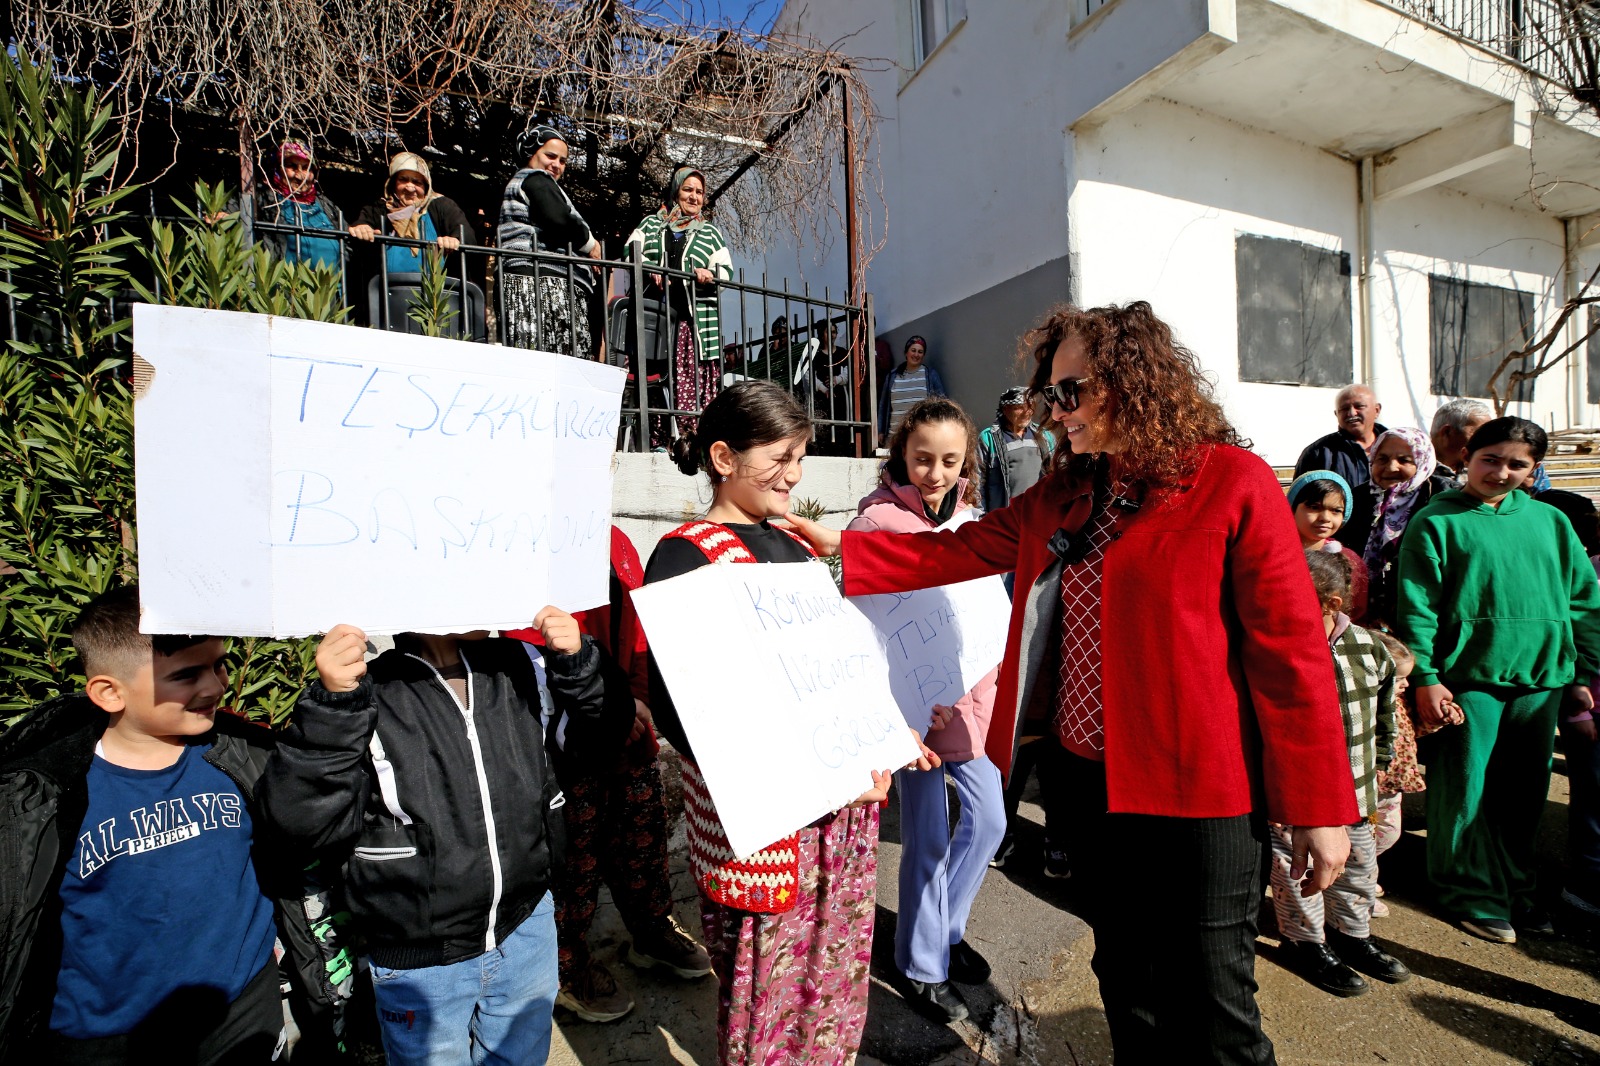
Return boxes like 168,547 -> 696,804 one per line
670,431 -> 702,477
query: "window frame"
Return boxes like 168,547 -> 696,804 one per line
1233,232 -> 1355,389
1427,273 -> 1535,403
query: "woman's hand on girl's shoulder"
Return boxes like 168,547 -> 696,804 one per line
779,512 -> 841,557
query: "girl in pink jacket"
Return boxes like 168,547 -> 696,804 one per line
848,397 -> 1005,1025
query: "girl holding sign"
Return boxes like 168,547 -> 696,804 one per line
785,302 -> 1356,1065
645,381 -> 936,1066
848,397 -> 1006,1025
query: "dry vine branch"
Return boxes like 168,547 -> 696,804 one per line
1485,257 -> 1600,415
11,0 -> 887,261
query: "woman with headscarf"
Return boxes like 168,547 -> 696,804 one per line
1335,427 -> 1452,626
626,165 -> 733,442
499,125 -> 603,359
350,151 -> 474,278
878,336 -> 948,447
256,138 -> 343,270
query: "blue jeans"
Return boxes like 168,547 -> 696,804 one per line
369,893 -> 559,1066
895,756 -> 1007,982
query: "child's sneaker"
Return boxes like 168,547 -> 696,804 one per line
627,916 -> 714,978
1562,884 -> 1600,919
1513,904 -> 1555,936
556,960 -> 635,1023
988,832 -> 1016,869
1370,898 -> 1389,918
1458,916 -> 1516,944
1043,845 -> 1072,880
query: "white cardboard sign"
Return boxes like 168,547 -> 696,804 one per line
630,560 -> 922,858
851,574 -> 1011,735
132,304 -> 624,637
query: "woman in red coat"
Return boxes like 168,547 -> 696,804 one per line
787,302 -> 1356,1065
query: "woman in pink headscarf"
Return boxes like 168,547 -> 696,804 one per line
1335,426 -> 1452,626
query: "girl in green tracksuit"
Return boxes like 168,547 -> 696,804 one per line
1395,416 -> 1600,943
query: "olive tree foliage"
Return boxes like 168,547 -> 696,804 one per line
0,51 -> 345,725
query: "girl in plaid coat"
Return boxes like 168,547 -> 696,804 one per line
1269,549 -> 1410,998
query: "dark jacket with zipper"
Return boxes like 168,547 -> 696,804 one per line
257,635 -> 625,970
0,696 -> 346,1063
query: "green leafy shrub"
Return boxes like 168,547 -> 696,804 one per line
0,51 -> 348,725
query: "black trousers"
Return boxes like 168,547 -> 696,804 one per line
1057,752 -> 1277,1066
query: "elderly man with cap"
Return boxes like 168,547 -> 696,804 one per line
499,124 -> 603,359
978,386 -> 1054,515
1430,399 -> 1493,483
1295,384 -> 1387,490
350,151 -> 474,277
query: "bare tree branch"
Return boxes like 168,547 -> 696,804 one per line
12,0 -> 887,262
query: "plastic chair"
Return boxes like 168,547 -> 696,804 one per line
607,294 -> 675,449
367,273 -> 487,341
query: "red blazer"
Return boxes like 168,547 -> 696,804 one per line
841,444 -> 1358,826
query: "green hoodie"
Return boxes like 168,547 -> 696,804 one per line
1394,488 -> 1600,689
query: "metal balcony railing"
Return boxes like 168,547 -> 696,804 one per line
116,214 -> 879,457
1387,0 -> 1596,85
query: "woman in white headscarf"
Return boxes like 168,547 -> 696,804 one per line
350,151 -> 474,276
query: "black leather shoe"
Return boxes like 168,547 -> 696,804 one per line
894,971 -> 969,1024
1287,940 -> 1368,997
1327,930 -> 1412,983
947,940 -> 992,984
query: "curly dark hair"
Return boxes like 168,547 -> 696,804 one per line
883,397 -> 980,507
1025,301 -> 1243,488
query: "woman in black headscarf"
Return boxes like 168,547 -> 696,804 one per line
497,125 -> 603,358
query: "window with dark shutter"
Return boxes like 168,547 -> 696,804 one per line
1428,274 -> 1534,401
1587,307 -> 1600,406
1235,234 -> 1353,387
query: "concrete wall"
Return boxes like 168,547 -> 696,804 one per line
611,453 -> 882,562
878,256 -> 1073,427
767,0 -> 1075,409
766,0 -> 1594,468
1071,97 -> 1572,465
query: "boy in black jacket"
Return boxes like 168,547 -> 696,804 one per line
0,586 -> 339,1065
258,609 -> 623,1066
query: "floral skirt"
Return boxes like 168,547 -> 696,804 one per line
700,804 -> 880,1066
503,272 -> 594,359
651,320 -> 721,447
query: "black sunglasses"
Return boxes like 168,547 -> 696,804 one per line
1041,376 -> 1093,413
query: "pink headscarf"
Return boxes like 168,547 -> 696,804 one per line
1361,426 -> 1438,570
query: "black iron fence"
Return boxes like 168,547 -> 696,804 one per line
1386,0 -> 1592,84
240,220 -> 878,455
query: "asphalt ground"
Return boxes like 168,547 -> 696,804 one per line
537,742 -> 1600,1065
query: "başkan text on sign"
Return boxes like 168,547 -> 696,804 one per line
132,304 -> 624,637
850,572 -> 1010,735
630,560 -> 922,858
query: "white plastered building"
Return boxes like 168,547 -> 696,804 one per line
761,0 -> 1600,464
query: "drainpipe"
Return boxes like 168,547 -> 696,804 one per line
1564,217 -> 1583,427
1357,157 -> 1376,391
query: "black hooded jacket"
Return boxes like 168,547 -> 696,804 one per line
256,635 -> 628,970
